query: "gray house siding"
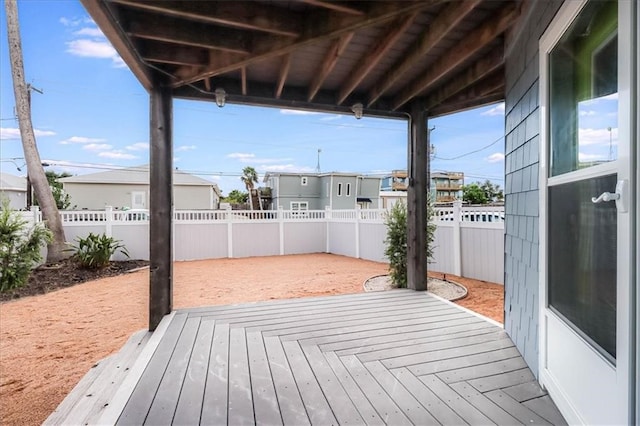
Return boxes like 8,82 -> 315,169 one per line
503,0 -> 563,378
274,175 -> 322,210
357,177 -> 381,208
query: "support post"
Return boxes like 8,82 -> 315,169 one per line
452,200 -> 462,276
149,83 -> 173,331
407,99 -> 429,291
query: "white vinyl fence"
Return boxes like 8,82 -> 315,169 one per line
21,203 -> 505,284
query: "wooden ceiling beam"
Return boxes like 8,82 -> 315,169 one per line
429,71 -> 504,116
80,0 -> 153,90
241,67 -> 247,95
123,9 -> 251,54
425,46 -> 504,110
175,0 -> 441,88
308,33 -> 354,102
140,43 -> 208,67
430,92 -> 504,117
367,0 -> 482,107
298,0 -> 364,16
392,3 -> 518,110
337,11 -> 419,105
275,54 -> 291,99
110,0 -> 301,37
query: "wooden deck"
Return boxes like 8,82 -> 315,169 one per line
53,290 -> 566,425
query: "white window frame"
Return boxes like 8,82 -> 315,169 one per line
301,176 -> 308,186
290,201 -> 308,211
346,183 -> 351,196
337,182 -> 343,196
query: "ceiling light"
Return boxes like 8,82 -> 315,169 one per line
214,88 -> 226,108
351,102 -> 364,119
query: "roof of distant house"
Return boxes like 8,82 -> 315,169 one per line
263,171 -> 381,182
0,172 -> 27,192
59,165 -> 220,194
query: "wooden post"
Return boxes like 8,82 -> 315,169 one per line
407,99 -> 428,291
149,83 -> 173,331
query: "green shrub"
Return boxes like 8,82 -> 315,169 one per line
70,232 -> 129,269
384,199 -> 436,288
0,203 -> 52,292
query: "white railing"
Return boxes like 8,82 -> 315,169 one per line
25,203 -> 505,284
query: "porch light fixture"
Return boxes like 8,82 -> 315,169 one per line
351,102 -> 364,119
214,88 -> 226,108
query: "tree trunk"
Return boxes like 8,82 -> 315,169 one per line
5,0 -> 68,262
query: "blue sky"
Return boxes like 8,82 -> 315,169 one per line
0,1 -> 506,195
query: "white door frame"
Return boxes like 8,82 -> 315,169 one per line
538,1 -> 636,424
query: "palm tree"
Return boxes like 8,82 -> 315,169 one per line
240,166 -> 258,210
5,0 -> 67,262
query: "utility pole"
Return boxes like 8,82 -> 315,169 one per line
5,0 -> 68,262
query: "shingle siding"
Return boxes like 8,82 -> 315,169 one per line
504,0 -> 563,378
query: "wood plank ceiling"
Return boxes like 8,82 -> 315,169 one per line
81,0 -> 522,118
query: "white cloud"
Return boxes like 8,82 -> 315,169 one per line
579,110 -> 596,116
83,143 -> 112,151
481,102 -> 505,116
98,151 -> 137,160
261,164 -> 315,173
1,127 -> 56,140
279,109 -> 320,116
126,142 -> 149,151
486,152 -> 505,163
74,27 -> 104,37
579,152 -> 607,162
227,152 -> 255,160
66,39 -> 125,68
319,115 -> 342,121
60,136 -> 106,144
578,127 -> 618,146
227,152 -> 292,164
176,145 -> 197,152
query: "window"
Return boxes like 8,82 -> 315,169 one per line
337,182 -> 343,196
346,183 -> 351,196
290,201 -> 308,210
301,176 -> 308,186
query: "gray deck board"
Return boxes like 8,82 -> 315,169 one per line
200,322 -> 230,425
59,290 -> 566,425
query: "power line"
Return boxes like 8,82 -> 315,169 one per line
433,135 -> 504,160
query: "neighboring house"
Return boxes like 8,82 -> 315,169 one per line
0,172 -> 27,210
380,169 -> 464,203
264,172 -> 381,210
60,165 -> 221,210
430,171 -> 464,203
380,170 -> 407,191
379,190 -> 407,209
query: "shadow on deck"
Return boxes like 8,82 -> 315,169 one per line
46,290 -> 566,425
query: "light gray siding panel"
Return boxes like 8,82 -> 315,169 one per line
327,222 -> 356,257
504,0 -> 563,378
283,222 -> 326,255
174,223 -> 228,260
359,222 -> 386,262
232,223 -> 279,258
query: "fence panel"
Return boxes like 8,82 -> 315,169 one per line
283,222 -> 326,255
327,222 -> 356,257
430,226 -> 456,275
460,225 -> 504,284
174,223 -> 228,261
358,222 -> 386,263
232,223 -> 279,258
112,224 -> 149,260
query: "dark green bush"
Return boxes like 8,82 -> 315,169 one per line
384,199 -> 436,288
0,203 -> 52,292
70,232 -> 129,269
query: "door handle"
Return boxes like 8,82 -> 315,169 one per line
591,180 -> 628,213
591,192 -> 619,203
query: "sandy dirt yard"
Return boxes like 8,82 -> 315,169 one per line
0,254 -> 503,425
